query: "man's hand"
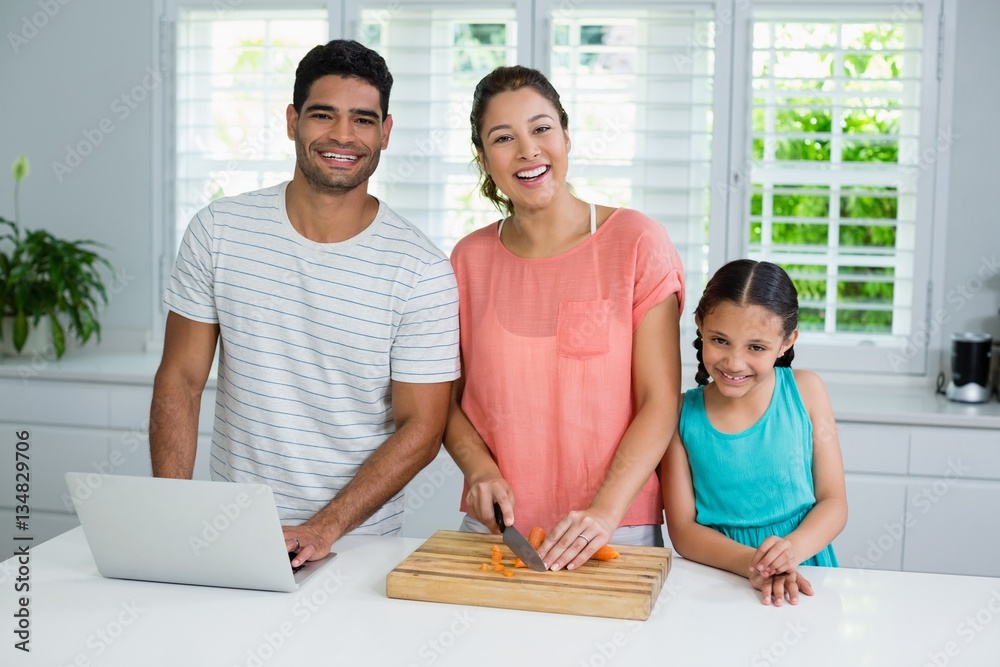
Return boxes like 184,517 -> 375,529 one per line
283,523 -> 335,568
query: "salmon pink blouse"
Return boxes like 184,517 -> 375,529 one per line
450,208 -> 685,532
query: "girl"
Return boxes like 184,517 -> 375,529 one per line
445,65 -> 685,572
662,259 -> 847,605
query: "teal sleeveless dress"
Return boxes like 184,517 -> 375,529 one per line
678,366 -> 838,567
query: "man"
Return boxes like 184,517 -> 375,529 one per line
150,40 -> 459,567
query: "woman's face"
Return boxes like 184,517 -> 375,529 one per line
477,87 -> 571,214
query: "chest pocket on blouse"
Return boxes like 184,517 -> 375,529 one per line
556,299 -> 612,359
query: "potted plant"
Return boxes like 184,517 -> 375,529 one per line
0,155 -> 113,358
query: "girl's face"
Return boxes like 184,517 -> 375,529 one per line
697,301 -> 798,399
477,87 -> 571,213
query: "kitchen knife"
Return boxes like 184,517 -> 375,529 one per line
493,503 -> 547,572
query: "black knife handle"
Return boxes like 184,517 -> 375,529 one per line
493,502 -> 506,533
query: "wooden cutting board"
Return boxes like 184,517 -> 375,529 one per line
386,530 -> 672,620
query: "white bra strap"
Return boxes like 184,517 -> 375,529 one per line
498,217 -> 504,237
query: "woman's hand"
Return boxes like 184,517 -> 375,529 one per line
750,570 -> 814,606
466,474 -> 515,532
536,508 -> 616,571
749,535 -> 798,578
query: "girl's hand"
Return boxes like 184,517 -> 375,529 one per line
751,570 -> 814,606
466,474 -> 515,532
749,535 -> 798,578
537,508 -> 615,572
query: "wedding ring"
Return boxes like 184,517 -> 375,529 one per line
292,537 -> 300,551
577,534 -> 591,545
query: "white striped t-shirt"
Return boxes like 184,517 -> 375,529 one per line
165,181 -> 460,534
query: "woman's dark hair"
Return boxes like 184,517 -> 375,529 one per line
470,65 -> 570,216
693,259 -> 799,386
293,40 -> 393,119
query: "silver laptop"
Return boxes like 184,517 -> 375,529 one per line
65,472 -> 335,592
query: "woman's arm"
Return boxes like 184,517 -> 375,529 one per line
442,372 -> 512,531
751,370 -> 848,575
540,295 -> 681,571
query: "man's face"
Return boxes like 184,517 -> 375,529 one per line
286,74 -> 392,194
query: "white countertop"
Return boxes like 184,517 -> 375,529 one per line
826,381 -> 1000,429
4,528 -> 1000,666
0,349 -> 217,387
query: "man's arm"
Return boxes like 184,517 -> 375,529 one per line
285,379 -> 452,564
150,311 -> 219,479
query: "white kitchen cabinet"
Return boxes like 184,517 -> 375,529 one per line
909,427 -> 1000,480
835,423 -> 910,570
400,447 -> 466,538
833,417 -> 1000,577
834,476 -> 908,571
0,372 -> 216,549
837,422 -> 910,474
903,479 -> 1000,576
0,426 -> 111,513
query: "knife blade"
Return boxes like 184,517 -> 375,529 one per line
493,503 -> 547,572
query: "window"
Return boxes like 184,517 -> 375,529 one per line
734,1 -> 941,373
354,3 -> 520,254
172,8 -> 328,248
548,5 -> 718,326
161,0 -> 949,376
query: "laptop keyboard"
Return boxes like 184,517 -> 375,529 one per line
289,551 -> 304,574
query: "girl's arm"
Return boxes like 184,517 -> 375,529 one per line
442,372 -> 512,531
540,295 -> 681,571
749,369 -> 848,575
661,429 -> 758,576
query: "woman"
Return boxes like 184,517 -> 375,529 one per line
445,65 -> 684,572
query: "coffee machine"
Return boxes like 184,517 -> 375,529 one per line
945,332 -> 993,403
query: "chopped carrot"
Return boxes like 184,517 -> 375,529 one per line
591,545 -> 620,561
527,527 -> 546,551
479,563 -> 489,571
491,544 -> 501,552
513,558 -> 526,568
493,562 -> 504,572
502,569 -> 514,577
491,552 -> 503,563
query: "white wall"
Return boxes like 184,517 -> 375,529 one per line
1,0 -> 997,372
0,0 -> 158,350
938,0 -> 1000,376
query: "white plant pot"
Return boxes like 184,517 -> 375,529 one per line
0,316 -> 54,359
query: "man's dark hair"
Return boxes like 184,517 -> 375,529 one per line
293,40 -> 393,119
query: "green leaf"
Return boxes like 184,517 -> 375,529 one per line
13,310 -> 28,351
50,315 -> 66,358
78,307 -> 97,342
11,155 -> 29,183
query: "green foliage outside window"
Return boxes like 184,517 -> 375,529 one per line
453,24 -> 507,74
752,24 -> 907,333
